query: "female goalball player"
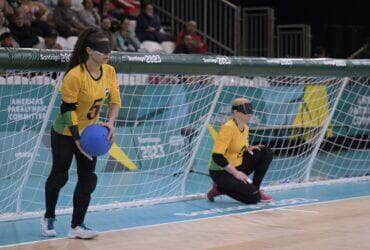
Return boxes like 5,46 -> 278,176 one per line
207,98 -> 273,204
41,28 -> 121,239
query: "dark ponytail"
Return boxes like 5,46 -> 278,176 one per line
65,28 -> 109,74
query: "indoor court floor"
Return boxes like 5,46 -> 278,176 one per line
1,179 -> 370,250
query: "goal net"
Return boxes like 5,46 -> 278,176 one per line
0,51 -> 369,220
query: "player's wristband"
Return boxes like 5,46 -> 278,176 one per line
69,125 -> 80,141
61,101 -> 78,114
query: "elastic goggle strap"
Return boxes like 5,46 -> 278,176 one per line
232,102 -> 253,115
86,41 -> 111,54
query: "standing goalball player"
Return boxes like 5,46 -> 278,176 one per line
207,98 -> 273,204
41,28 -> 121,239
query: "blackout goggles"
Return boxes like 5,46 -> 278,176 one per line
232,102 -> 253,115
87,41 -> 111,54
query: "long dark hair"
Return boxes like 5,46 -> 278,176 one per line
66,28 -> 108,74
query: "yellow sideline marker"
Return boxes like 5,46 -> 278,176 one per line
109,142 -> 138,171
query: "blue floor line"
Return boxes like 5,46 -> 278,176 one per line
1,180 -> 370,247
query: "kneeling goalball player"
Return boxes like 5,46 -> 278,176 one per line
207,98 -> 273,204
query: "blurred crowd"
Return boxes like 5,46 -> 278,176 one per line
0,0 -> 208,54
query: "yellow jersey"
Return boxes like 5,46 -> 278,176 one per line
210,119 -> 250,170
53,63 -> 121,137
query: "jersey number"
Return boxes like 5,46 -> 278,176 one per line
87,98 -> 103,120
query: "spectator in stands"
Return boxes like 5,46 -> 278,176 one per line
101,16 -> 114,45
174,20 -> 208,54
0,32 -> 18,47
31,10 -> 54,37
19,0 -> 49,25
99,0 -> 122,22
79,0 -> 101,28
0,11 -> 10,35
0,0 -> 14,17
42,0 -> 58,9
70,0 -> 84,12
54,0 -> 85,37
92,0 -> 101,8
34,29 -> 63,49
136,3 -> 171,42
112,17 -> 141,52
111,0 -> 140,18
9,11 -> 39,47
45,13 -> 57,30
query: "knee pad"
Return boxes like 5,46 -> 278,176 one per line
47,172 -> 68,189
82,173 -> 97,194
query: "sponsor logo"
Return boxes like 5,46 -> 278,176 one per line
202,56 -> 231,65
137,137 -> 165,159
127,55 -> 162,64
266,59 -> 294,65
40,52 -> 71,63
139,145 -> 166,159
60,53 -> 71,63
321,60 -> 346,67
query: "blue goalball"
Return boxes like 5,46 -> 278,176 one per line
81,124 -> 112,156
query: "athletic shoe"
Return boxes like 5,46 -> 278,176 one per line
206,183 -> 222,202
41,217 -> 57,237
259,189 -> 273,202
68,224 -> 98,239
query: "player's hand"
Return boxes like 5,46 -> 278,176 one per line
233,171 -> 251,184
101,122 -> 115,144
248,144 -> 265,154
75,140 -> 93,161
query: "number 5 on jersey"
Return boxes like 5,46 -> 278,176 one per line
87,98 -> 103,120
